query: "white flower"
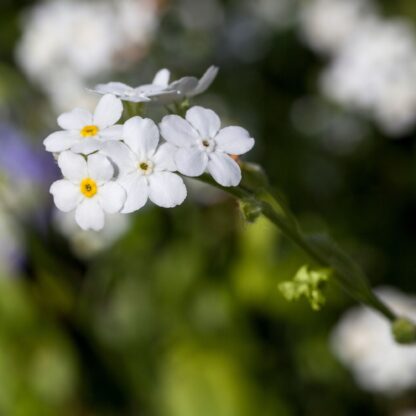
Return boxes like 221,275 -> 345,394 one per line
321,18 -> 416,136
50,151 -> 126,231
160,106 -> 254,187
44,94 -> 123,154
53,209 -> 130,258
299,0 -> 377,54
92,66 -> 218,103
101,116 -> 187,213
16,0 -> 159,112
331,287 -> 416,395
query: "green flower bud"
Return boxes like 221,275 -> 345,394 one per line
392,317 -> 416,344
279,265 -> 332,311
239,197 -> 262,223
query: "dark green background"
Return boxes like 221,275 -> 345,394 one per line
1,0 -> 416,414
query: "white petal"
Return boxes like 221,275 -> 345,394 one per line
175,147 -> 208,177
214,126 -> 255,155
152,69 -> 171,86
120,93 -> 151,103
44,131 -> 80,153
119,173 -> 149,213
57,108 -> 93,130
98,182 -> 126,214
148,172 -> 187,208
58,151 -> 88,182
50,180 -> 81,212
99,125 -> 123,140
123,116 -> 159,158
169,77 -> 198,95
75,199 -> 105,231
159,115 -> 199,147
189,66 -> 219,97
136,83 -> 165,95
207,152 -> 241,187
87,153 -> 114,184
186,106 -> 221,138
70,139 -> 102,155
93,94 -> 123,129
143,89 -> 180,104
100,141 -> 136,175
93,82 -> 133,95
153,143 -> 177,172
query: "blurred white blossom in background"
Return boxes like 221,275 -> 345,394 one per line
299,0 -> 377,54
16,0 -> 159,111
321,19 -> 416,136
53,210 -> 130,259
331,287 -> 416,395
299,0 -> 416,136
247,0 -> 294,29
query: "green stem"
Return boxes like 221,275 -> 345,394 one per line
194,172 -> 397,323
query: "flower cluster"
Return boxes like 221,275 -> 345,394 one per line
300,0 -> 416,136
44,68 -> 255,231
91,66 -> 218,103
17,0 -> 159,112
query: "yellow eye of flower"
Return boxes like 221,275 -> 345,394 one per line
137,160 -> 154,175
80,178 -> 97,198
81,125 -> 99,137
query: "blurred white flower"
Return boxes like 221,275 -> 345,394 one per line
53,209 -> 130,258
331,287 -> 416,395
160,106 -> 255,187
299,0 -> 377,54
50,152 -> 126,231
321,19 -> 416,136
102,117 -> 187,213
92,66 -> 219,103
16,0 -> 159,111
114,0 -> 159,48
248,0 -> 294,29
44,94 -> 123,154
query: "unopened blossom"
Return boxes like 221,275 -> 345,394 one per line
101,116 -> 187,213
160,106 -> 254,187
44,94 -> 123,154
331,287 -> 416,395
50,151 -> 126,231
92,66 -> 218,103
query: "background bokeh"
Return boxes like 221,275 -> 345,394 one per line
1,0 -> 416,414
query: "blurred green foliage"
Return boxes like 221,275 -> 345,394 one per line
1,0 -> 416,415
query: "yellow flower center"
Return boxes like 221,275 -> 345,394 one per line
137,160 -> 154,175
80,178 -> 97,198
80,125 -> 99,138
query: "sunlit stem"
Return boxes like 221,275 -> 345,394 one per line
194,169 -> 398,325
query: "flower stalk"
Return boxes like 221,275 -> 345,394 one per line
42,64 -> 416,344
196,162 -> 416,343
